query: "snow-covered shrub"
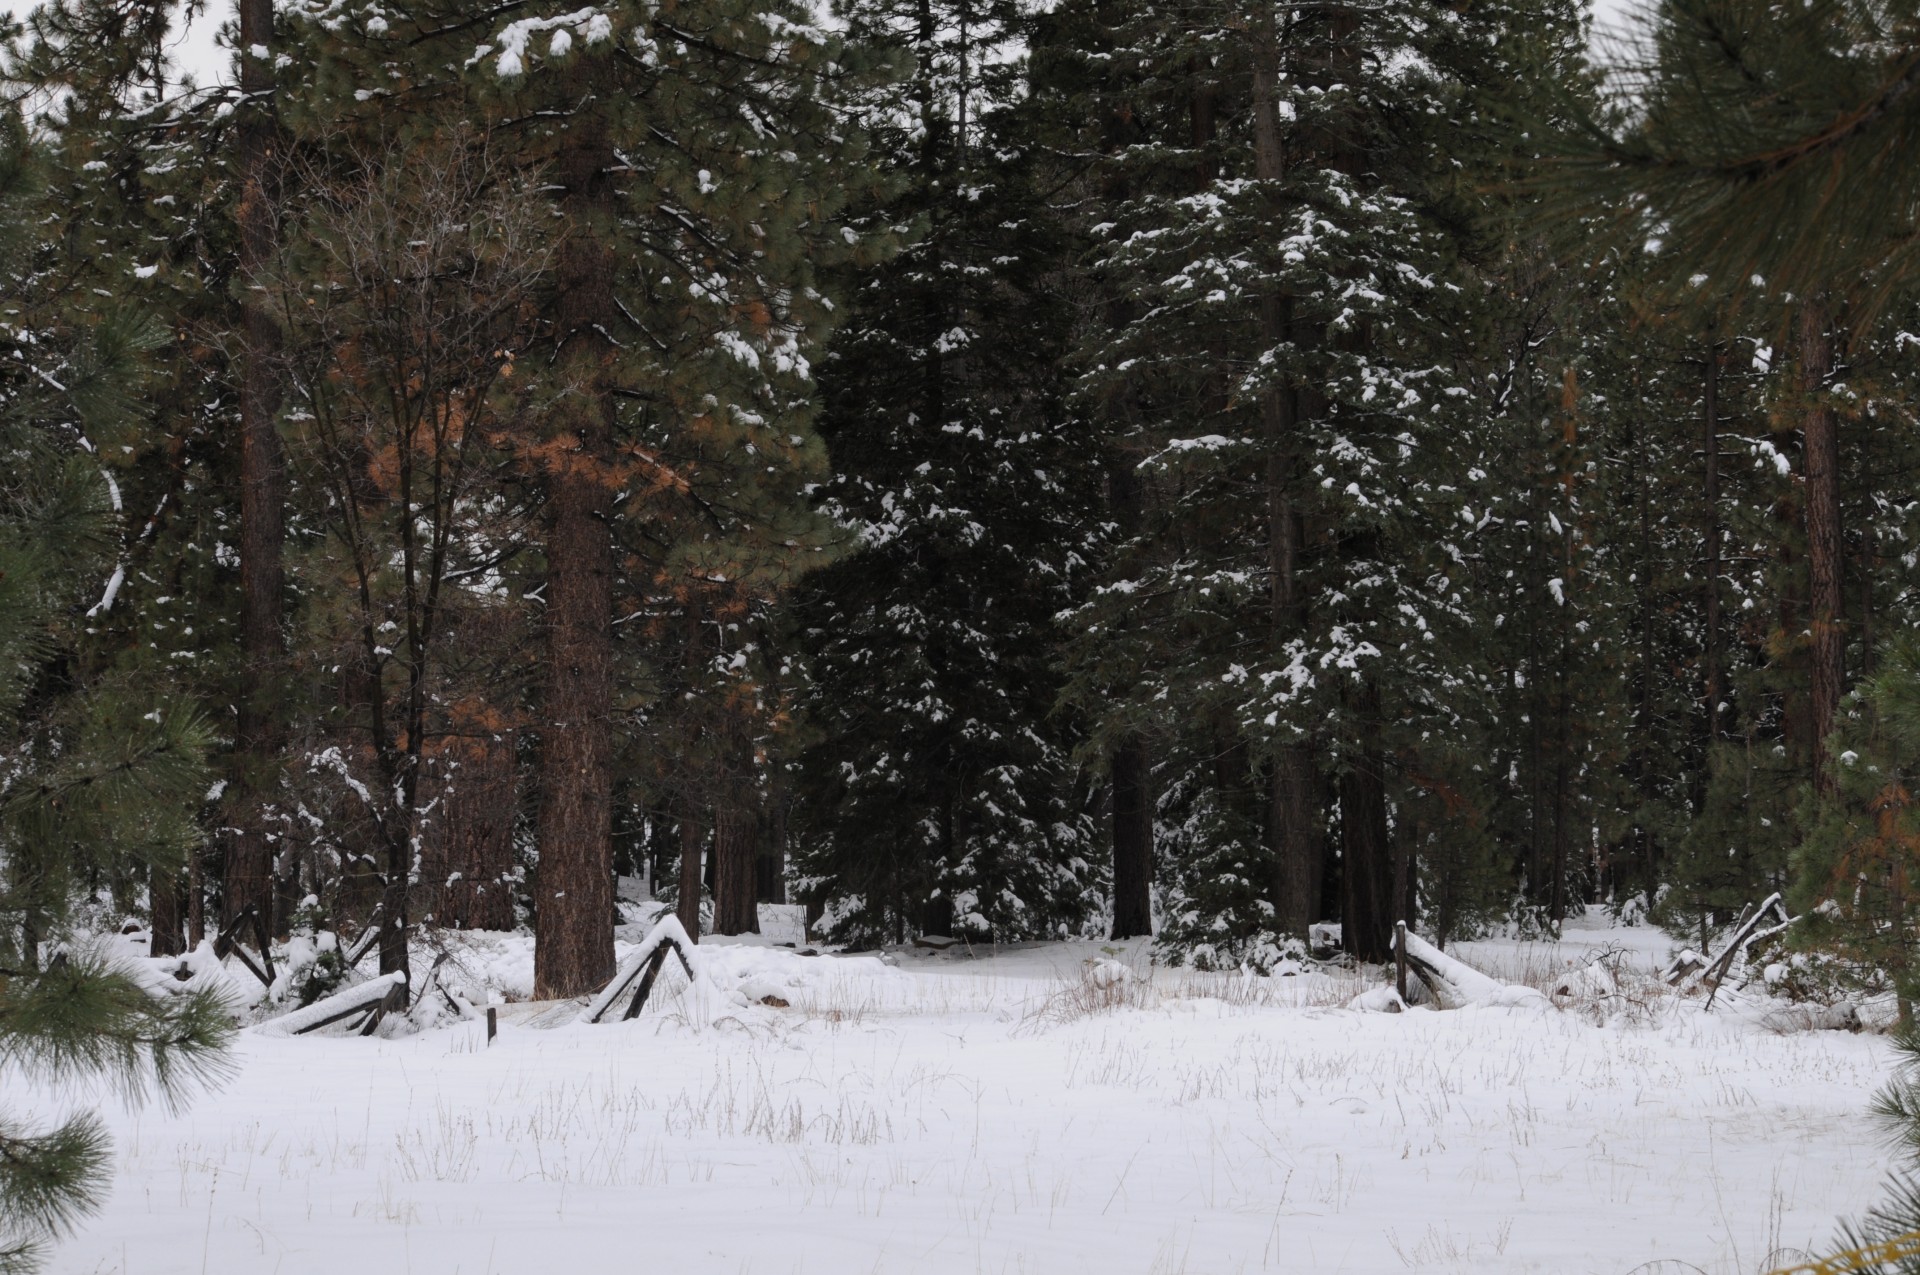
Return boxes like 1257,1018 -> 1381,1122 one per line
1020,957 -> 1157,1028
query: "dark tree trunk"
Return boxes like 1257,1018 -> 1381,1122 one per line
1267,746 -> 1317,937
532,111 -> 619,1000
711,797 -> 759,936
1249,36 -> 1321,941
187,844 -> 205,946
1524,459 -> 1555,906
1190,56 -> 1217,203
922,791 -> 956,937
1106,444 -> 1155,941
921,891 -> 955,939
225,0 -> 285,931
1392,809 -> 1415,933
422,730 -> 518,931
1800,302 -> 1844,792
149,870 -> 185,957
377,824 -> 411,985
1702,332 -> 1726,745
1551,675 -> 1573,921
1310,765 -> 1334,926
1109,737 -> 1154,939
1339,740 -> 1394,964
676,810 -> 703,940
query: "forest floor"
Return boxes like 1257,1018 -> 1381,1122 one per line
47,908 -> 1892,1275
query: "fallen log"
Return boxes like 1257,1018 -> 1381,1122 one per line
1398,929 -> 1547,1010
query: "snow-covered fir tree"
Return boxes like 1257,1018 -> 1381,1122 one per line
1058,0 -> 1518,967
790,0 -> 1104,946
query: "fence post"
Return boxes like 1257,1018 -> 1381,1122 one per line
1395,920 -> 1408,1004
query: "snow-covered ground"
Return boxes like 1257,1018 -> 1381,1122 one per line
45,910 -> 1893,1274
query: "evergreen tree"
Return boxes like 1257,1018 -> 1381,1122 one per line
260,132 -> 553,983
1059,0 -> 1523,966
0,110 -> 231,1275
1792,586 -> 1920,1028
1546,0 -> 1920,796
13,0 -> 251,955
280,0 -> 893,980
790,0 -> 1103,947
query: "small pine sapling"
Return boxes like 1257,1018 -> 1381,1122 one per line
1791,633 -> 1920,1028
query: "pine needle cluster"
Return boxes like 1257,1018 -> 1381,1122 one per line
1539,0 -> 1920,319
0,107 -> 232,1275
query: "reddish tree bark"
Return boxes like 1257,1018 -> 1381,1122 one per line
532,111 -> 619,999
149,872 -> 185,957
676,810 -> 704,941
224,0 -> 285,930
711,796 -> 760,936
1800,302 -> 1844,793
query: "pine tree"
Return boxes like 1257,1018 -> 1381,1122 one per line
789,0 -> 1103,947
281,0 -> 893,985
12,0 -> 253,955
1544,0 -> 1920,793
1792,558 -> 1920,1029
1058,0 -> 1512,966
258,132 -> 553,985
1550,0 -> 1920,318
0,110 -> 231,1275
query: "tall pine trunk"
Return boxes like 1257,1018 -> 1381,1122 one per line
1109,738 -> 1154,938
1702,330 -> 1726,746
1249,32 -> 1319,942
532,109 -> 618,999
225,0 -> 285,931
149,872 -> 185,957
1799,301 -> 1844,792
711,770 -> 760,936
676,810 -> 704,940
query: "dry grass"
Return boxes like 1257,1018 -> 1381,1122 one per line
1018,959 -> 1160,1030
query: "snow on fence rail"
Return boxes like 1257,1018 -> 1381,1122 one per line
1663,892 -> 1796,1002
253,971 -> 407,1037
580,914 -> 697,1024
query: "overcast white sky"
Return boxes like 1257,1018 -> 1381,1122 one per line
1589,0 -> 1649,44
3,0 -> 227,84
